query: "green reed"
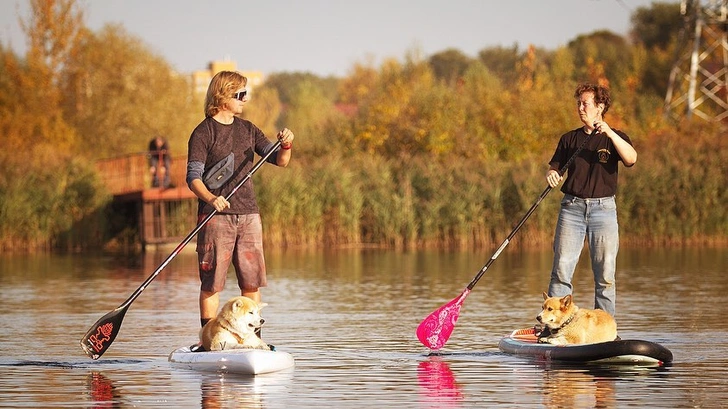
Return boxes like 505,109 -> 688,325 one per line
1,124 -> 725,251
254,122 -> 726,250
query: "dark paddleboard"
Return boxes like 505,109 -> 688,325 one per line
498,328 -> 673,366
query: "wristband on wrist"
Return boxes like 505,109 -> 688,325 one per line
281,142 -> 292,150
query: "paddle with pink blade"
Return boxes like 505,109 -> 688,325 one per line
417,127 -> 598,350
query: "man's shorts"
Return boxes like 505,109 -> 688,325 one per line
196,213 -> 267,293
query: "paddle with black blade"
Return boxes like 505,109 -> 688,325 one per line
416,127 -> 598,350
80,140 -> 282,359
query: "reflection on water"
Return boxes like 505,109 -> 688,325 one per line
417,357 -> 463,408
197,370 -> 294,409
531,361 -> 671,409
86,372 -> 118,409
540,367 -> 617,408
0,248 -> 726,407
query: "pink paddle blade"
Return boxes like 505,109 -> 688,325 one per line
416,288 -> 471,350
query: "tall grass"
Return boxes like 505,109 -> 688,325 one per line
2,121 -> 725,252
0,152 -> 108,252
618,123 -> 728,245
252,123 -> 727,250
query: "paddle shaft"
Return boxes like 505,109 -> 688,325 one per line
81,140 -> 281,358
465,128 -> 597,291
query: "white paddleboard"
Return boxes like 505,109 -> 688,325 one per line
169,346 -> 295,375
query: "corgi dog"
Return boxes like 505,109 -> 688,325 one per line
536,292 -> 618,345
200,296 -> 271,351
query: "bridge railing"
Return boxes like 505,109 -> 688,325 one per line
95,153 -> 189,196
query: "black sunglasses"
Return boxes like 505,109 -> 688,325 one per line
232,90 -> 247,101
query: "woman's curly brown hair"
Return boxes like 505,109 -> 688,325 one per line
574,83 -> 611,117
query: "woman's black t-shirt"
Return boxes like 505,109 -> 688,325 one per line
548,127 -> 633,199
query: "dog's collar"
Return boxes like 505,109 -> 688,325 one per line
551,309 -> 578,334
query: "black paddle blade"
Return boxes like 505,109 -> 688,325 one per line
80,307 -> 128,360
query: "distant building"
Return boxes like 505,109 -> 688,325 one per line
192,59 -> 265,96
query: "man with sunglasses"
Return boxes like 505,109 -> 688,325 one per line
186,71 -> 294,343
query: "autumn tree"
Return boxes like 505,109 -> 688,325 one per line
16,0 -> 84,155
349,56 -> 438,156
478,45 -> 521,86
629,1 -> 683,97
428,48 -> 474,83
264,71 -> 339,105
278,79 -> 340,156
630,1 -> 684,50
0,0 -> 99,250
62,23 -> 200,158
241,85 -> 283,139
338,62 -> 379,105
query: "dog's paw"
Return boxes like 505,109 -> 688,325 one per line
545,337 -> 567,345
237,345 -> 256,350
190,343 -> 206,352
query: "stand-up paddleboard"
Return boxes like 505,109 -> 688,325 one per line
498,328 -> 673,366
169,346 -> 295,375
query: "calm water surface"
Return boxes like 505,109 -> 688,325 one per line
0,247 -> 726,408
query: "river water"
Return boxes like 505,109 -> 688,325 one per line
0,247 -> 725,408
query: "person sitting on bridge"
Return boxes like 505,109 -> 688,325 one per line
149,135 -> 172,188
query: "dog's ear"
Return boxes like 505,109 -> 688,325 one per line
258,302 -> 268,309
230,300 -> 243,312
542,292 -> 549,300
561,294 -> 573,308
231,298 -> 244,313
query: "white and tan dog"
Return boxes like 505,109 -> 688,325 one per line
536,292 -> 618,345
200,296 -> 271,351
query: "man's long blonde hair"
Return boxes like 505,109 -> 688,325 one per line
204,71 -> 248,117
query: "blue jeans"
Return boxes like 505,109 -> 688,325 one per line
548,194 -> 619,316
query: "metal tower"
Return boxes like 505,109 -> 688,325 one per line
664,0 -> 728,122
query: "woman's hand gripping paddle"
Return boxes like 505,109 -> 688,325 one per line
80,140 -> 281,359
416,127 -> 598,350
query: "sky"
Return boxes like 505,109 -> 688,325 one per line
0,0 -> 661,77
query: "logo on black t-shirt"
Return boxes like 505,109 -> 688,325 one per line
597,148 -> 610,163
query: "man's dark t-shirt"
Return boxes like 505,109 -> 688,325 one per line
188,116 -> 278,215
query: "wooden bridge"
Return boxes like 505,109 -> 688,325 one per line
96,153 -> 198,249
